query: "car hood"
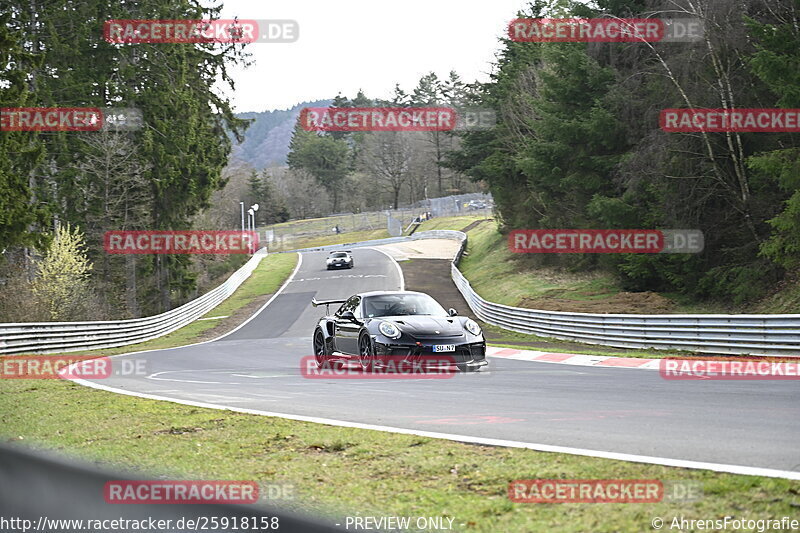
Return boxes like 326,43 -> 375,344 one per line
386,316 -> 463,337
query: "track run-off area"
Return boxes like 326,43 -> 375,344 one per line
75,245 -> 800,480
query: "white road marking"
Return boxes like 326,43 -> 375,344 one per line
231,373 -> 293,379
366,247 -> 405,290
293,274 -> 387,283
68,377 -> 800,481
147,371 -> 222,385
214,253 -> 303,340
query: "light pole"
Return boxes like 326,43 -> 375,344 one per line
250,204 -> 259,238
250,204 -> 259,228
239,202 -> 245,233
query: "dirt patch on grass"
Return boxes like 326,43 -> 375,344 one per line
518,291 -> 677,314
193,292 -> 274,343
460,218 -> 492,233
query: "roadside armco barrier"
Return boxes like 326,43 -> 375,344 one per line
2,230 -> 798,356
440,232 -> 800,357
0,249 -> 268,355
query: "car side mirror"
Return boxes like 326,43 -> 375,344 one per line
341,311 -> 357,322
448,308 -> 458,316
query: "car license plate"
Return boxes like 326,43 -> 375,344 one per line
433,344 -> 455,352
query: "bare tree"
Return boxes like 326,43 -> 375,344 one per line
360,132 -> 413,209
71,130 -> 150,317
270,167 -> 331,219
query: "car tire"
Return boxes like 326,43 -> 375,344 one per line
313,328 -> 332,369
359,333 -> 375,372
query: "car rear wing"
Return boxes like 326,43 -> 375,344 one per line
311,297 -> 347,313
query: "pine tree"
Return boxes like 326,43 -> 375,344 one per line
0,11 -> 46,250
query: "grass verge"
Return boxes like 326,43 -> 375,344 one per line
1,380 -> 798,533
458,222 -> 624,308
455,217 -> 800,314
415,215 -> 492,232
269,229 -> 390,252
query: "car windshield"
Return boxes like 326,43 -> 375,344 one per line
330,252 -> 348,258
363,294 -> 447,317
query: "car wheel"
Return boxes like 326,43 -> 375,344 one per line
313,328 -> 331,368
359,334 -> 375,372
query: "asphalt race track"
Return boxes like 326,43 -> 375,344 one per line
80,248 -> 800,478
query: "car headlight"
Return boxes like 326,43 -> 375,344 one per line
464,318 -> 482,336
378,321 -> 401,339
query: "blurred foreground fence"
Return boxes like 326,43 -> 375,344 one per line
0,444 -> 342,533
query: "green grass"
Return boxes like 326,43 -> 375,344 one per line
415,215 -> 491,232
209,253 -> 298,317
269,229 -> 390,252
1,379 -> 798,532
457,222 -> 620,306
752,274 -> 800,314
265,212 -> 388,234
455,219 -> 800,315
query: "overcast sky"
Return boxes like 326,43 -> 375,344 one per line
214,0 -> 528,112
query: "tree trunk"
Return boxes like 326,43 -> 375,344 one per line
125,254 -> 139,318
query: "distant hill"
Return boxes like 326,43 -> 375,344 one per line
230,99 -> 333,170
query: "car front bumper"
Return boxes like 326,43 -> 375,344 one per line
372,340 -> 488,370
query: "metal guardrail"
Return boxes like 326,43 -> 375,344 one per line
3,229 -> 798,357
440,231 -> 800,356
0,249 -> 269,355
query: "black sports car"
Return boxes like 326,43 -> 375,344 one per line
311,291 -> 488,371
